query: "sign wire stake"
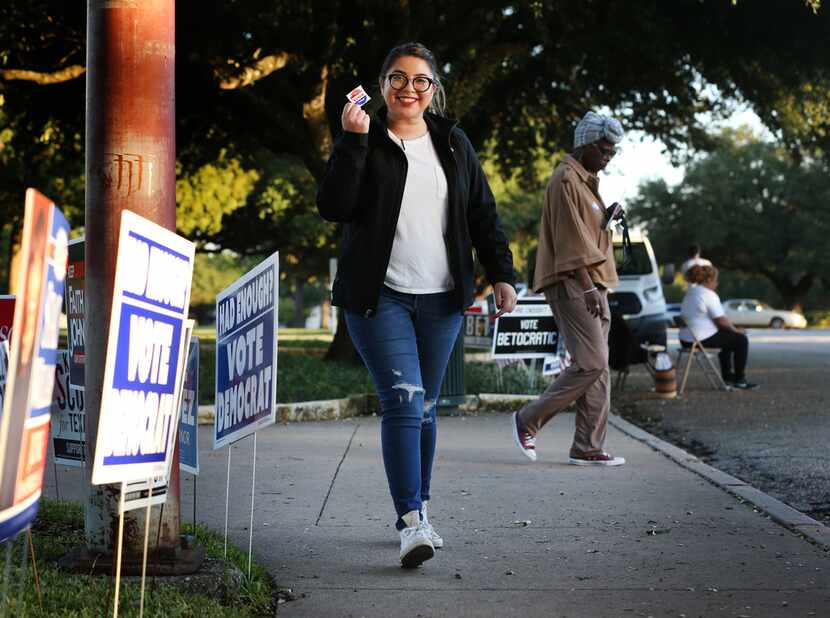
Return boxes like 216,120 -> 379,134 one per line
113,485 -> 126,618
52,441 -> 61,501
223,445 -> 232,562
151,502 -> 165,591
247,433 -> 257,579
192,473 -> 197,529
26,528 -> 42,609
16,529 -> 28,607
139,488 -> 153,618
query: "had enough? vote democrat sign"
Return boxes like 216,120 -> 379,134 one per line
214,253 -> 278,449
91,210 -> 195,486
491,297 -> 558,360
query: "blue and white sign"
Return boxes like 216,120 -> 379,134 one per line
91,210 -> 195,485
0,190 -> 69,542
178,336 -> 199,474
214,253 -> 278,450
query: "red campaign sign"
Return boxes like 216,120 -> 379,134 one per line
0,297 -> 14,344
65,239 -> 85,388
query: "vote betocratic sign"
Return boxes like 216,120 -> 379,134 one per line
491,297 -> 559,359
214,253 -> 278,450
91,210 -> 195,486
0,189 -> 69,542
178,336 -> 199,474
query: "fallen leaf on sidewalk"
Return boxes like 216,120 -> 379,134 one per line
646,526 -> 672,535
510,520 -> 532,527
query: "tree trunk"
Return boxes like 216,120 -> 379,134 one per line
324,309 -> 361,365
291,280 -> 306,327
2,222 -> 21,295
771,272 -> 815,312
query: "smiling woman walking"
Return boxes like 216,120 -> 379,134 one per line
316,42 -> 516,568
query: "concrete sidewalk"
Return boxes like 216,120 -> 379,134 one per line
45,411 -> 829,617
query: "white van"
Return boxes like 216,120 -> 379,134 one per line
609,229 -> 669,354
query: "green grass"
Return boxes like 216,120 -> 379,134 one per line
192,326 -> 332,345
805,309 -> 830,328
0,500 -> 275,617
196,328 -> 548,405
198,345 -> 373,405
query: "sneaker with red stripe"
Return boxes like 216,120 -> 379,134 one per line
512,412 -> 537,462
568,452 -> 625,466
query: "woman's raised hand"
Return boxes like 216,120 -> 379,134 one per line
342,102 -> 370,134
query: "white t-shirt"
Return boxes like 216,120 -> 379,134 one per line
384,130 -> 454,294
679,284 -> 724,342
681,257 -> 713,275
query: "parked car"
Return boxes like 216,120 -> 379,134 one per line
723,299 -> 807,329
664,303 -> 682,327
608,229 -> 670,354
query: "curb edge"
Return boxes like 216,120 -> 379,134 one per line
608,413 -> 830,551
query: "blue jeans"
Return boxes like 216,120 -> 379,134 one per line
346,286 -> 463,530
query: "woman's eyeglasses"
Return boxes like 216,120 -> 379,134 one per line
385,73 -> 435,93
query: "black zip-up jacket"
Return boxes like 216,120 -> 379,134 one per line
317,110 -> 516,317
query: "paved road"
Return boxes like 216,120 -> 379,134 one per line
623,328 -> 830,523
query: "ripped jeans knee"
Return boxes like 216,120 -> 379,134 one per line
380,381 -> 435,426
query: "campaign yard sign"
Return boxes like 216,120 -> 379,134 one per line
65,238 -> 85,388
214,253 -> 278,450
492,297 -> 559,360
0,342 -> 8,416
179,337 -> 199,474
91,210 -> 195,486
0,190 -> 69,542
0,296 -> 15,344
120,321 -> 193,512
121,477 -> 168,513
463,308 -> 492,350
50,350 -> 85,466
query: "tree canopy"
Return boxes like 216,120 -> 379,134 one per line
1,0 -> 828,341
629,130 -> 830,310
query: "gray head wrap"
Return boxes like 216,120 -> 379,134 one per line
573,111 -> 624,149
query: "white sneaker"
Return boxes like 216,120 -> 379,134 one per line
399,510 -> 434,568
421,501 -> 443,549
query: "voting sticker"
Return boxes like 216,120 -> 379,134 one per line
346,85 -> 371,107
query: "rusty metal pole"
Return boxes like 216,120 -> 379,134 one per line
84,0 -> 181,556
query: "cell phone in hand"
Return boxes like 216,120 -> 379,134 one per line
603,202 -> 623,231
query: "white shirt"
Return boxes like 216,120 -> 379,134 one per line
384,130 -> 454,294
681,257 -> 713,275
679,284 -> 724,342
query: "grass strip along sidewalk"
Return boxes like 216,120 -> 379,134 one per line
196,327 -> 555,404
198,348 -> 554,405
0,499 -> 276,617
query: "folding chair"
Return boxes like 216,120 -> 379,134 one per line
674,317 -> 731,395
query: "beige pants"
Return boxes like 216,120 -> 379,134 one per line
517,279 -> 611,457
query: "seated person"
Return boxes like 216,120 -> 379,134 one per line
679,264 -> 758,390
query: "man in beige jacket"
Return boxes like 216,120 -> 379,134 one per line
511,111 -> 626,466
